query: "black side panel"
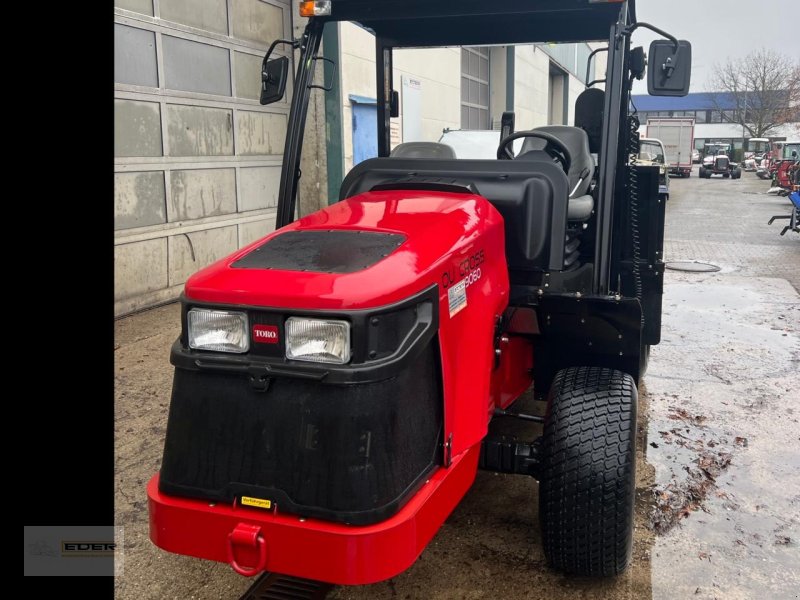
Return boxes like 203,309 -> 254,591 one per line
340,157 -> 569,272
532,294 -> 643,392
612,165 -> 665,345
232,230 -> 406,274
159,341 -> 442,525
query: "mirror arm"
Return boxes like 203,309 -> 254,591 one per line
261,38 -> 301,83
620,22 -> 680,76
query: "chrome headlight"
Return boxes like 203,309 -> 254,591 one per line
286,317 -> 351,364
187,309 -> 249,353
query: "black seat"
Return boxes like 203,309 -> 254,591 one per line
390,142 -> 456,159
518,125 -> 594,220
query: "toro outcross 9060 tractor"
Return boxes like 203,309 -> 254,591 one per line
699,142 -> 742,179
147,0 -> 691,586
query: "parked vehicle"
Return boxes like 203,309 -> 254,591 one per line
756,140 -> 782,179
699,142 -> 742,179
765,141 -> 800,192
636,137 -> 670,200
645,118 -> 694,177
438,129 -> 502,159
147,0 -> 691,586
756,152 -> 774,179
776,141 -> 800,163
743,138 -> 771,171
691,148 -> 701,163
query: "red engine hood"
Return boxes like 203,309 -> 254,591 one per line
184,190 -> 503,310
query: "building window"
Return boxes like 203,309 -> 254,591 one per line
461,47 -> 490,130
696,110 -> 708,124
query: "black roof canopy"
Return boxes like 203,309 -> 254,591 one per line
320,0 -> 634,47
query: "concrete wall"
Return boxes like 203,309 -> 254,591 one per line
393,47 -> 461,146
293,15 -> 330,217
488,47 -> 508,122
567,73 -> 587,126
338,22 -> 461,172
338,22 -> 376,172
114,0 -> 294,315
513,46 -> 551,130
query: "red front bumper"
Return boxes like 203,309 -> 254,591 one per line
148,445 -> 479,585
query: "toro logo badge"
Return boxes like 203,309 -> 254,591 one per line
253,324 -> 279,344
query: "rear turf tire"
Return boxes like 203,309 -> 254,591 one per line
539,367 -> 637,577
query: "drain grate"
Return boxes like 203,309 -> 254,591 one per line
239,572 -> 332,600
665,260 -> 721,273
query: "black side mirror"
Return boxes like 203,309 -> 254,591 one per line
647,39 -> 692,97
390,90 -> 400,118
261,56 -> 290,105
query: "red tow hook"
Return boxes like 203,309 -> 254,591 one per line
226,523 -> 268,576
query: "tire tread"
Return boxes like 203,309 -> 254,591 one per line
539,366 -> 637,577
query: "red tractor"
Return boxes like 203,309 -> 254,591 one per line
769,141 -> 800,194
147,0 -> 691,587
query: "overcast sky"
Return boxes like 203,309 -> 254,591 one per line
631,0 -> 800,95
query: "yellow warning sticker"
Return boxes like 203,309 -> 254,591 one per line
241,496 -> 272,509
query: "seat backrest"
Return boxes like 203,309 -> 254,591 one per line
340,157 -> 570,272
519,125 -> 593,197
390,142 -> 457,159
574,87 -> 605,154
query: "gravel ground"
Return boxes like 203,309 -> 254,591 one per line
115,167 -> 799,599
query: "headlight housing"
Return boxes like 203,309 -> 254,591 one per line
188,309 -> 249,353
286,317 -> 351,364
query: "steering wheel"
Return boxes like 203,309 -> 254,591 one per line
496,130 -> 572,174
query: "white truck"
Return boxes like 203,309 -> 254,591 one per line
645,118 -> 694,178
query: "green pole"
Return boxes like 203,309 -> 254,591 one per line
322,23 -> 343,204
505,46 -> 515,112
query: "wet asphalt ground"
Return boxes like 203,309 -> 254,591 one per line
114,167 -> 799,599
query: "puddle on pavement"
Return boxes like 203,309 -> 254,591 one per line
641,274 -> 800,599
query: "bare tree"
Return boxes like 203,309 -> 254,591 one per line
707,48 -> 800,138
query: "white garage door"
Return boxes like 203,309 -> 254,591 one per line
114,0 -> 292,315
